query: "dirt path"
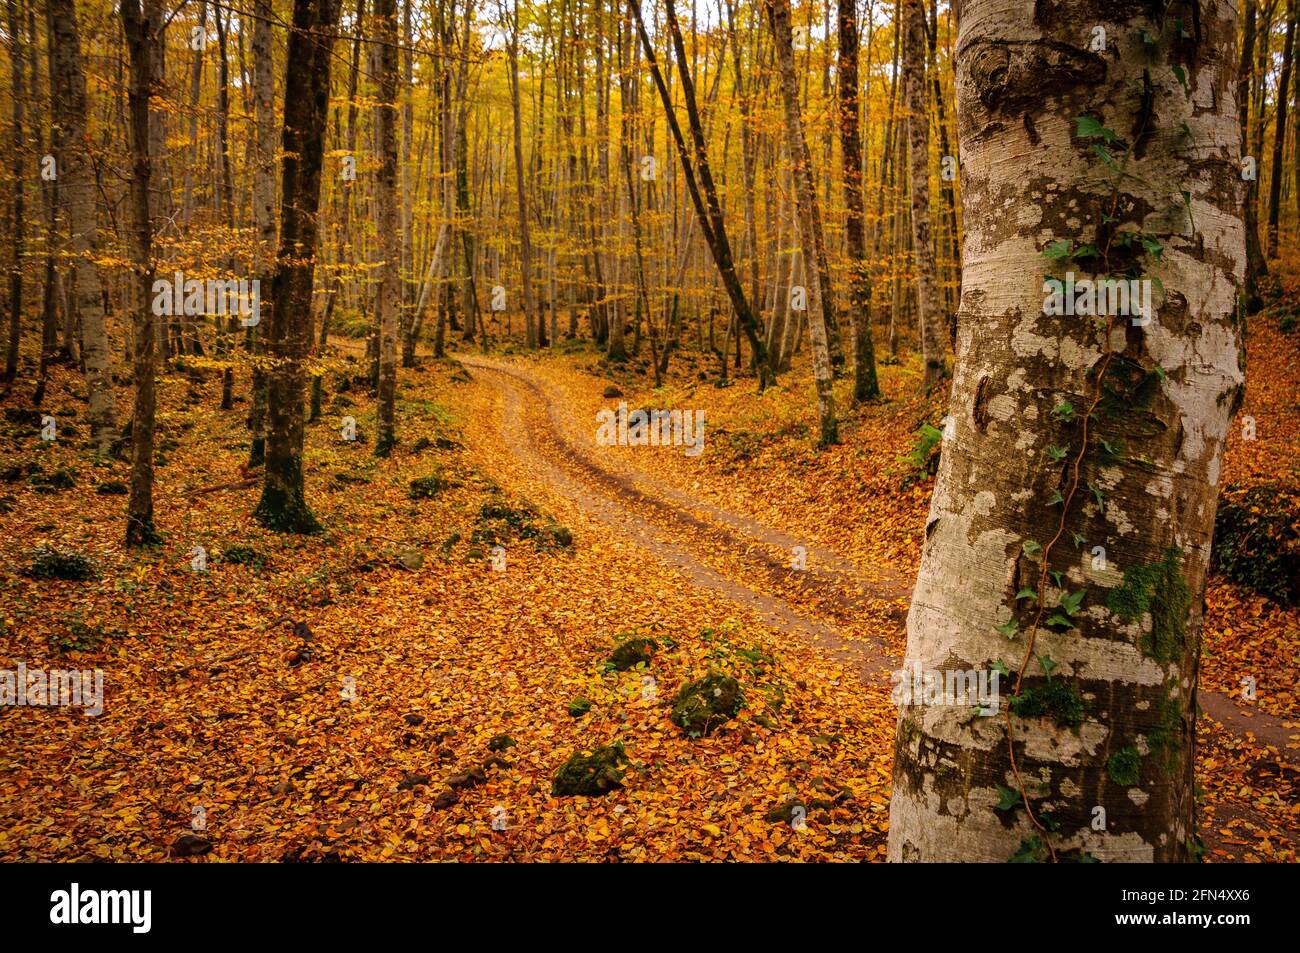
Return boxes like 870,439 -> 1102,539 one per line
464,357 -> 1298,760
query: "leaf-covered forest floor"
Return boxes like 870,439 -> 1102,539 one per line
0,288 -> 1297,862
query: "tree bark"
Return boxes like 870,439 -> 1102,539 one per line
1266,0 -> 1296,258
49,0 -> 115,451
374,0 -> 401,455
767,0 -> 837,444
902,0 -> 946,390
889,0 -> 1244,863
254,0 -> 341,533
121,0 -> 161,546
631,0 -> 776,389
1239,0 -> 1266,308
3,0 -> 24,382
247,0 -> 277,467
837,0 -> 881,402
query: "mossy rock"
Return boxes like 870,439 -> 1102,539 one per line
538,523 -> 573,549
487,734 -> 517,752
1210,483 -> 1298,606
764,798 -> 808,824
25,546 -> 97,581
95,480 -> 129,495
479,499 -> 537,528
670,673 -> 744,737
409,475 -> 443,499
551,742 -> 627,797
567,697 -> 593,718
607,636 -> 658,672
28,468 -> 77,493
221,546 -> 266,571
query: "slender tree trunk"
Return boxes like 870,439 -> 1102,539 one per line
247,0 -> 277,467
374,0 -> 400,456
1240,0 -> 1267,303
50,0 -> 114,452
1267,0 -> 1296,258
889,0 -> 1245,863
4,0 -> 24,381
254,0 -> 341,533
767,0 -> 836,444
506,1 -> 538,352
121,0 -> 161,547
214,7 -> 236,410
837,0 -> 881,402
902,0 -> 946,390
632,0 -> 775,388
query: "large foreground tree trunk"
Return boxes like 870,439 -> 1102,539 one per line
254,0 -> 340,533
889,0 -> 1244,862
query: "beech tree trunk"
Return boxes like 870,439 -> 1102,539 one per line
121,0 -> 161,547
767,0 -> 836,444
374,0 -> 400,456
837,0 -> 881,402
254,0 -> 341,533
902,0 -> 946,390
1266,0 -> 1296,259
4,0 -> 24,381
889,0 -> 1244,863
49,0 -> 114,452
1239,0 -> 1266,308
631,0 -> 776,389
247,0 -> 276,468
505,1 -> 538,353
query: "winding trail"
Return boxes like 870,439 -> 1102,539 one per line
462,356 -> 1298,763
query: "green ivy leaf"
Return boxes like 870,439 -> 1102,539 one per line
1042,239 -> 1072,261
995,619 -> 1020,639
1059,590 -> 1085,616
1047,444 -> 1068,461
1075,114 -> 1105,138
1172,64 -> 1189,93
995,785 -> 1023,811
1038,654 -> 1059,677
1022,540 -> 1042,556
1048,490 -> 1065,506
1016,587 -> 1039,602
